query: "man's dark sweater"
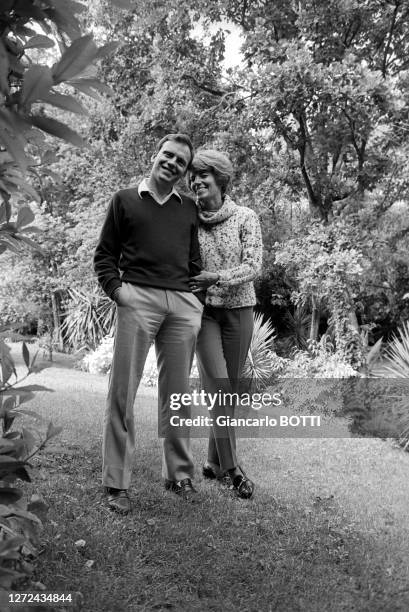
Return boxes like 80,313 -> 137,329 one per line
94,187 -> 202,298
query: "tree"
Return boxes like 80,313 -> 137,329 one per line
201,0 -> 409,220
0,0 -> 121,254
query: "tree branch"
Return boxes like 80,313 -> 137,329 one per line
382,0 -> 400,77
181,74 -> 230,97
296,113 -> 320,213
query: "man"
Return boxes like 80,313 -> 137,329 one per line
94,134 -> 203,514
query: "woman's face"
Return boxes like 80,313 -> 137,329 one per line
190,168 -> 222,205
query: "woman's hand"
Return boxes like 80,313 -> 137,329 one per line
189,271 -> 219,292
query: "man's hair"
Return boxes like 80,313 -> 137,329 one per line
156,133 -> 194,166
190,149 -> 234,195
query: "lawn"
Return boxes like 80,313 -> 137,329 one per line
9,345 -> 409,611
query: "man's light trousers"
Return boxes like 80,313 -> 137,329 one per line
102,283 -> 203,489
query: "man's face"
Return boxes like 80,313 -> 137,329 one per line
150,140 -> 192,186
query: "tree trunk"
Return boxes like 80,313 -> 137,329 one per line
348,310 -> 359,332
50,291 -> 63,352
309,296 -> 320,341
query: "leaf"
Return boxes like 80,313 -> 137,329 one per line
0,536 -> 25,557
0,339 -> 16,384
0,487 -> 23,504
46,422 -> 63,440
0,396 -> 15,416
14,409 -> 44,422
30,115 -> 85,147
42,91 -> 88,115
16,207 -> 35,229
0,127 -> 28,171
0,437 -> 15,452
24,35 -> 55,50
95,41 -> 120,59
41,150 -> 59,165
0,567 -> 25,589
52,35 -> 98,84
69,78 -> 113,99
0,39 -> 9,94
42,0 -> 85,40
6,508 -> 40,524
22,428 -> 36,454
1,384 -> 53,395
15,234 -> 44,253
0,233 -> 22,254
3,175 -> 41,203
20,65 -> 53,108
0,201 -> 9,223
14,466 -> 32,482
21,344 -> 30,371
30,350 -> 39,371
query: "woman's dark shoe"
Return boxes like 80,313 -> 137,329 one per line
231,467 -> 254,499
202,462 -> 229,482
202,462 -> 219,479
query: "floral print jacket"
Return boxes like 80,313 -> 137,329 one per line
198,195 -> 263,308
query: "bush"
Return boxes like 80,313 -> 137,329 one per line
384,320 -> 409,378
61,290 -> 116,351
280,336 -> 359,379
243,313 -> 277,389
0,340 -> 61,590
82,338 -> 199,384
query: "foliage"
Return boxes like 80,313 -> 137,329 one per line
208,0 -> 409,220
82,338 -> 200,385
0,0 -> 125,594
2,0 -> 409,356
60,289 -> 115,351
384,320 -> 409,378
242,312 -> 276,390
275,219 -> 369,365
0,339 -> 61,589
280,336 -> 359,379
81,335 -> 114,375
0,0 -> 119,254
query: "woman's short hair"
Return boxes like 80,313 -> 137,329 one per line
190,149 -> 234,195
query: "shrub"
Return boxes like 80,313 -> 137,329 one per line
280,336 -> 359,379
82,335 -> 114,375
82,338 -> 199,383
242,313 -> 276,389
61,290 -> 116,351
0,340 -> 61,590
384,320 -> 409,378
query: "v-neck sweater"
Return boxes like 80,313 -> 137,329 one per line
94,187 -> 201,298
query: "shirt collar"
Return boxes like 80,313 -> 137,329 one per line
138,178 -> 182,205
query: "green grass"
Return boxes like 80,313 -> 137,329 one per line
9,345 -> 409,611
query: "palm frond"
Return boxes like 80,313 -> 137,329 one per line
243,312 -> 276,389
61,290 -> 116,350
384,321 -> 409,378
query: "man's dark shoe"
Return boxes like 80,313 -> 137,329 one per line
105,488 -> 131,514
231,467 -> 254,500
165,478 -> 198,502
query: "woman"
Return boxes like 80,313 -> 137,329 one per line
189,149 -> 263,499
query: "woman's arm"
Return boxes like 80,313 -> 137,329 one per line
217,209 -> 262,286
189,209 -> 263,291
